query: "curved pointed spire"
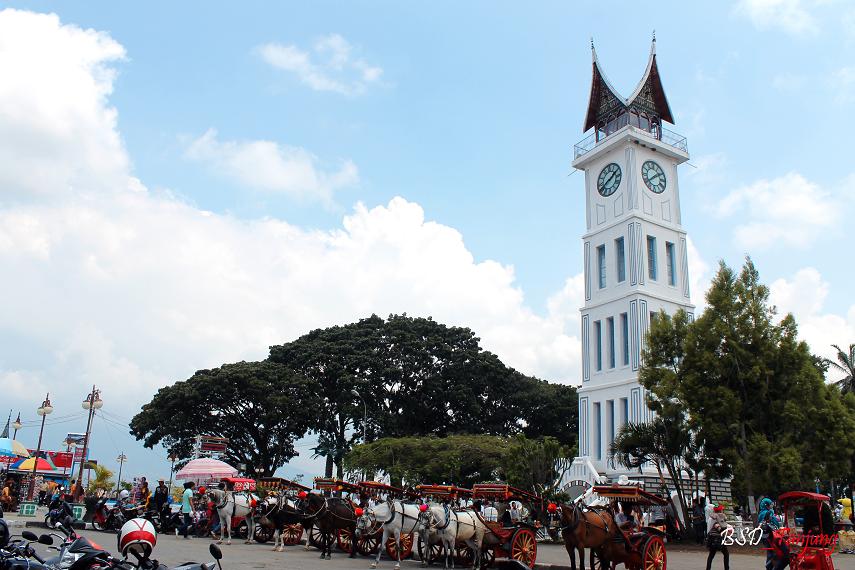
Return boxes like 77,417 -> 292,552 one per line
582,37 -> 674,132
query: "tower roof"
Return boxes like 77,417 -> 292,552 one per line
583,37 -> 674,132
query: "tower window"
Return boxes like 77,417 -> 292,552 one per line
615,237 -> 626,283
594,320 -> 602,371
666,241 -> 676,286
620,397 -> 629,426
593,402 -> 602,460
647,235 -> 657,281
607,399 -> 615,451
620,312 -> 629,366
597,245 -> 606,289
607,317 -> 616,369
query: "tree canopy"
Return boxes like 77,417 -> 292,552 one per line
269,314 -> 577,476
130,360 -> 320,477
343,434 -> 571,494
638,258 -> 855,510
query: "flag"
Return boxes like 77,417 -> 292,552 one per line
0,411 -> 9,438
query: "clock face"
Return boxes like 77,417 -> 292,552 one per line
597,163 -> 622,197
642,160 -> 666,194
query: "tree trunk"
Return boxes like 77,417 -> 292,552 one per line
325,454 -> 334,477
739,422 -> 756,517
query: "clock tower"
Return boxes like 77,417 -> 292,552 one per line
564,38 -> 695,488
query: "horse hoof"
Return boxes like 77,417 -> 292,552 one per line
226,541 -> 231,546
326,555 -> 331,560
370,564 -> 377,569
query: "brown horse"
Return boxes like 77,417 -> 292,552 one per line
559,502 -> 616,570
301,493 -> 359,560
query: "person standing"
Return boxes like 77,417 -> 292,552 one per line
152,480 -> 169,513
758,498 -> 787,570
692,498 -> 707,544
705,504 -> 729,570
177,482 -> 196,539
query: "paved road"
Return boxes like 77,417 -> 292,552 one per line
22,528 -> 855,570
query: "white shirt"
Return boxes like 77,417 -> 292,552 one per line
482,506 -> 498,522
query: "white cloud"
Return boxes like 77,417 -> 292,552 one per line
770,267 -> 855,382
258,34 -> 383,96
686,237 -> 712,314
715,172 -> 843,251
185,128 -> 358,204
687,152 -> 728,187
733,0 -> 819,35
0,9 -> 129,201
0,10 -> 582,477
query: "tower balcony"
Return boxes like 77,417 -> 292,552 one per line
573,124 -> 688,160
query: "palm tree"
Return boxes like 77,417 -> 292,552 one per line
825,344 -> 855,394
87,464 -> 115,495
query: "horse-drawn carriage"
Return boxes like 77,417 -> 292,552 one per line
412,485 -> 475,564
471,483 -> 540,568
588,485 -> 668,570
355,480 -> 420,560
214,477 -> 274,543
773,491 -> 836,570
256,477 -> 311,546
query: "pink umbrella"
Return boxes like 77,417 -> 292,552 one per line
175,458 -> 238,480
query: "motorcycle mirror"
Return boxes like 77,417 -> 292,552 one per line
38,534 -> 54,545
209,543 -> 223,560
21,531 -> 38,541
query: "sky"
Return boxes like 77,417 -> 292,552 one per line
1,0 -> 854,482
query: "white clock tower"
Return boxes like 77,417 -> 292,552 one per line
565,38 -> 694,488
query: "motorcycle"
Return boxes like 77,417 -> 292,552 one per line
92,501 -> 141,533
45,497 -> 75,530
0,530 -> 55,570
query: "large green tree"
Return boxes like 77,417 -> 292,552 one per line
269,314 -> 577,477
344,434 -> 571,494
639,259 -> 855,513
343,435 -> 511,488
130,360 -> 320,477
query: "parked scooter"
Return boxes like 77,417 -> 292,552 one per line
0,527 -> 55,570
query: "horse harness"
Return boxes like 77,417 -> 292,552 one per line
561,502 -> 611,535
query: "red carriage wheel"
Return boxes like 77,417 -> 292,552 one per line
642,535 -> 667,570
385,532 -> 414,559
283,523 -> 303,545
510,528 -> 537,568
336,528 -> 354,553
357,531 -> 381,556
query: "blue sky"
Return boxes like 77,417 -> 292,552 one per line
1,0 -> 853,480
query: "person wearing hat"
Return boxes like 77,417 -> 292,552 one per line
152,479 -> 169,514
705,504 -> 729,570
758,498 -> 787,570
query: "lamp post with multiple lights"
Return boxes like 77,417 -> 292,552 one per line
74,386 -> 103,501
27,394 -> 53,500
115,453 -> 127,494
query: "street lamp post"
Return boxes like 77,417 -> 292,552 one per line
74,386 -> 103,501
28,394 -> 53,500
12,413 -> 22,441
115,453 -> 127,495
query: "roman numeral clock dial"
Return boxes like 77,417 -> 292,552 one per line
597,163 -> 621,197
642,160 -> 666,193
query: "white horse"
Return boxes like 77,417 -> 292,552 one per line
416,505 -> 485,570
207,488 -> 258,545
356,499 -> 422,569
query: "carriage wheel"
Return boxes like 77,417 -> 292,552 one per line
510,528 -> 537,568
336,528 -> 354,553
589,548 -> 609,570
642,535 -> 667,570
254,524 -> 274,543
283,523 -> 304,545
417,540 -> 444,565
481,547 -> 496,568
455,545 -> 474,566
234,520 -> 248,540
357,532 -> 382,556
385,532 -> 414,559
308,526 -> 327,549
